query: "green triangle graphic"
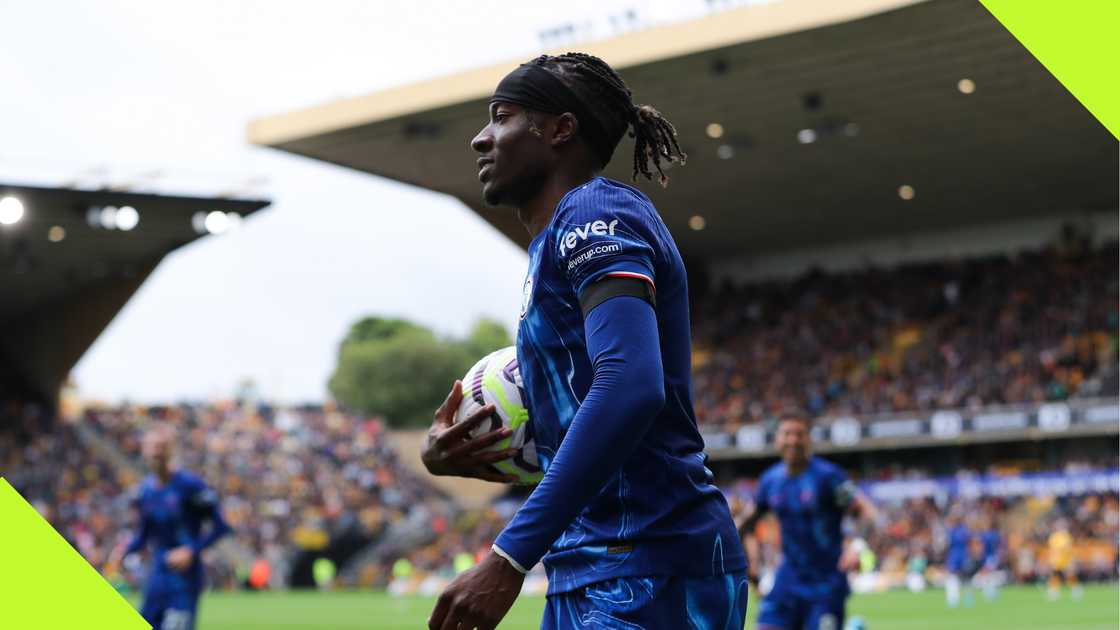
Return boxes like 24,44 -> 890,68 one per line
980,0 -> 1119,139
0,478 -> 150,629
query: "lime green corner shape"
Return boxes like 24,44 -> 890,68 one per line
0,478 -> 150,630
980,0 -> 1119,140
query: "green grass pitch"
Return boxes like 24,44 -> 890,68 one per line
182,584 -> 1118,629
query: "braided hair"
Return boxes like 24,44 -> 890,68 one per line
529,52 -> 686,186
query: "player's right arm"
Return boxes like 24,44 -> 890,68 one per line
108,492 -> 149,570
420,380 -> 520,483
735,482 -> 769,586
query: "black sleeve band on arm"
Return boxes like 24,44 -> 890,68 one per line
578,276 -> 655,317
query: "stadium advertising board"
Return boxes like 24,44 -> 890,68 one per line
863,468 -> 1120,503
719,399 -> 1119,456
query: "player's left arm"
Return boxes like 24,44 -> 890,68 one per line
431,294 -> 664,630
167,482 -> 231,572
190,484 -> 232,555
835,475 -> 879,572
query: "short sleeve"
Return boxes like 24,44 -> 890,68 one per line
183,474 -> 218,512
191,486 -> 219,511
553,181 -> 657,298
828,468 -> 856,509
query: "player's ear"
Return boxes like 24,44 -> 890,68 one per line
551,112 -> 579,146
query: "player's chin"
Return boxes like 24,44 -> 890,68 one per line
482,180 -> 505,207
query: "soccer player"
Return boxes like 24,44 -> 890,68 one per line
736,413 -> 878,630
974,516 -> 1004,601
943,512 -> 972,608
421,52 -> 748,630
108,426 -> 230,630
1046,519 -> 1081,601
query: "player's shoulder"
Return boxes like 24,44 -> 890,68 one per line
759,461 -> 785,485
172,469 -> 209,493
809,456 -> 846,480
174,470 -> 220,507
132,475 -> 157,501
555,176 -> 654,224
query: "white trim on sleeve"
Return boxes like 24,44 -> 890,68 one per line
491,544 -> 529,574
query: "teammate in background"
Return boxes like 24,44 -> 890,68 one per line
943,512 -> 973,608
736,413 -> 879,630
422,52 -> 747,630
1046,519 -> 1082,601
975,516 -> 1004,601
108,426 -> 230,630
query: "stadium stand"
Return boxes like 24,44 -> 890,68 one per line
692,241 -> 1119,430
3,231 -> 1116,593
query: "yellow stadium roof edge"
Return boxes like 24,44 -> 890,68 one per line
247,0 -> 925,147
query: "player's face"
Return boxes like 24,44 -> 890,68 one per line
471,102 -> 553,207
775,419 -> 811,466
142,432 -> 173,474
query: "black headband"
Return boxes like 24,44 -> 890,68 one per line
490,63 -> 618,166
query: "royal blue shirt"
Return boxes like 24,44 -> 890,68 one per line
495,176 -> 745,595
946,524 -> 972,573
755,457 -> 854,593
125,470 -> 230,588
981,528 -> 1002,570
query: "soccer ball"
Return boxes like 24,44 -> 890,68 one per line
455,346 -> 543,485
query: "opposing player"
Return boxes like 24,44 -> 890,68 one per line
736,413 -> 878,630
1046,519 -> 1082,601
108,426 -> 230,630
422,52 -> 747,630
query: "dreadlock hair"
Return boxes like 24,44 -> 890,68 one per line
529,52 -> 686,186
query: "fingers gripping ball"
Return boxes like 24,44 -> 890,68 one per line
455,346 -> 543,485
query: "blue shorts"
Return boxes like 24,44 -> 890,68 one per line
542,572 -> 749,630
140,581 -> 199,630
756,577 -> 846,630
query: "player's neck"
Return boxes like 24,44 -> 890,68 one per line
517,167 -> 599,238
784,457 -> 810,477
156,468 -> 175,484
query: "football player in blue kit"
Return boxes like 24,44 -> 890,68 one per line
421,52 -> 748,630
736,413 -> 878,630
108,427 -> 230,630
976,517 -> 1005,601
943,512 -> 972,608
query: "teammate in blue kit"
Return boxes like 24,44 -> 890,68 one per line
736,413 -> 878,630
943,513 -> 972,608
975,518 -> 1005,601
108,427 -> 230,630
421,52 -> 747,630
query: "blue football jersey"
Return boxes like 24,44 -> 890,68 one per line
516,176 -> 745,594
981,529 -> 1002,568
946,524 -> 973,572
755,457 -> 853,592
130,470 -> 221,586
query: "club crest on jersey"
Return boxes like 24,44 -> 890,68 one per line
558,219 -> 619,256
520,275 -> 534,319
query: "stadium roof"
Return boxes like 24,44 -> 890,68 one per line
248,0 -> 1117,260
0,183 -> 269,406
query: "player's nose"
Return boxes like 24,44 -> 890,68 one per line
470,125 -> 493,154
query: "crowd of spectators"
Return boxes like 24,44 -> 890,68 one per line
723,460 -> 1120,589
2,239 -> 1117,594
0,398 -> 445,590
692,242 -> 1119,430
0,400 -> 130,574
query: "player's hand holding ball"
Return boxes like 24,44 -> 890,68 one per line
421,380 -> 520,483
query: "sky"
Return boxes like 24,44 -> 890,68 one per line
0,0 -> 733,404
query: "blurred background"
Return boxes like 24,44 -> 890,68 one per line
1,0 -> 1116,628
